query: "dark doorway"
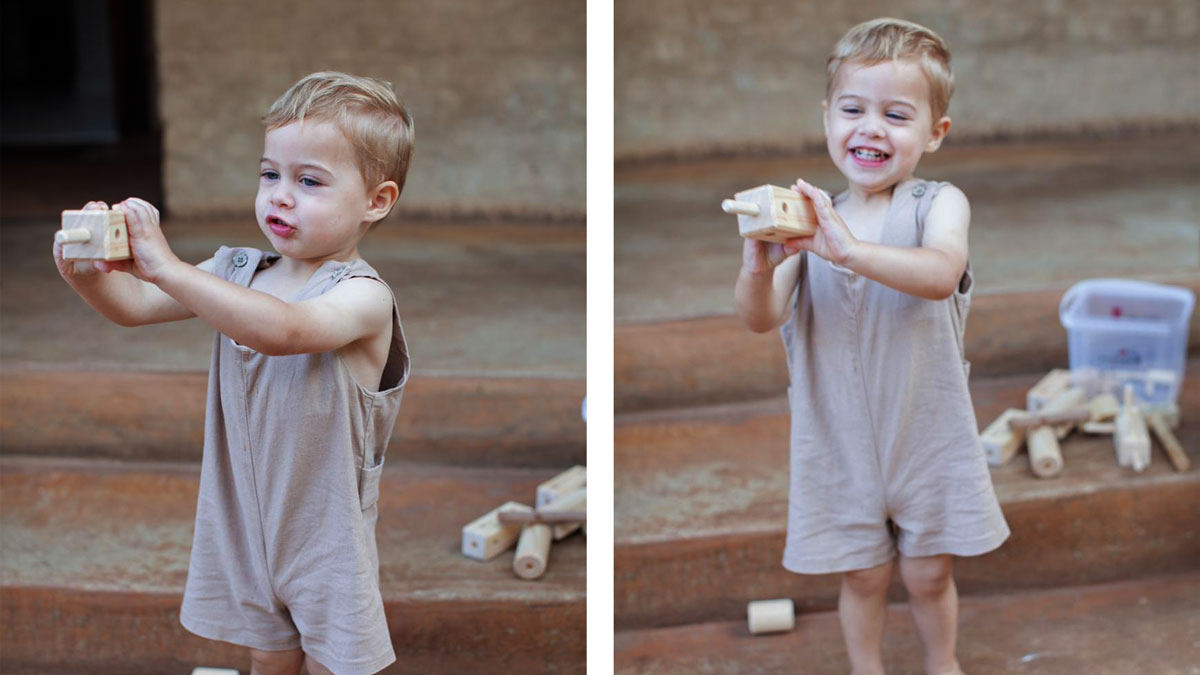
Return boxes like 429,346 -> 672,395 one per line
1,0 -> 161,220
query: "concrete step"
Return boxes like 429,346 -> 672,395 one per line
615,275 -> 1200,413
614,362 -> 1200,630
614,571 -> 1200,675
0,455 -> 585,674
0,369 -> 584,467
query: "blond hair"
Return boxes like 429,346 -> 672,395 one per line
826,18 -> 954,122
263,71 -> 415,197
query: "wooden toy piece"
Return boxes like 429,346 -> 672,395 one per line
1006,408 -> 1091,432
1039,387 -> 1088,440
191,669 -> 240,675
1114,385 -> 1151,472
1026,426 -> 1064,478
536,465 -> 586,508
1146,413 -> 1190,472
497,509 -> 587,525
58,209 -> 131,261
747,599 -> 795,635
513,523 -> 552,580
1082,421 -> 1116,435
1142,401 -> 1180,430
981,408 -> 1027,466
461,501 -> 533,561
1088,393 -> 1120,423
1026,369 -> 1072,412
722,185 -> 818,243
543,487 -> 586,540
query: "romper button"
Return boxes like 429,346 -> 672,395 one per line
912,184 -> 927,197
232,252 -> 248,268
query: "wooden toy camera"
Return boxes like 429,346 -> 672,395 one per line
57,209 -> 131,261
721,185 -> 818,243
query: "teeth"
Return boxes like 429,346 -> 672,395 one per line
854,148 -> 887,160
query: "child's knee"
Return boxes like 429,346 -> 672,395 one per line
899,554 -> 954,598
248,647 -> 304,675
842,561 -> 893,595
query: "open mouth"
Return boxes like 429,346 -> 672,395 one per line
267,215 -> 296,236
851,147 -> 891,165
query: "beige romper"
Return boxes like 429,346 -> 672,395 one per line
180,246 -> 410,675
781,178 -> 1009,575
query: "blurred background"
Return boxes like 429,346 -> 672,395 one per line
613,1 -> 1199,673
1,1 -> 585,673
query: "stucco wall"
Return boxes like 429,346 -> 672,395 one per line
616,0 -> 1200,161
156,0 -> 585,219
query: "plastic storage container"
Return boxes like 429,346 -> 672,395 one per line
1059,279 -> 1194,404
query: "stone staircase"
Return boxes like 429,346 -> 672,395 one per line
613,132 -> 1200,674
0,217 -> 586,674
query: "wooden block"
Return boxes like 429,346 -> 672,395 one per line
747,599 -> 795,635
1147,413 -> 1190,472
1026,426 -> 1063,478
1115,386 -> 1151,472
981,408 -> 1027,466
58,209 -> 131,261
543,487 -> 586,540
536,465 -> 586,508
1027,369 -> 1072,412
723,185 -> 818,243
1082,421 -> 1116,435
1088,393 -> 1121,422
461,501 -> 532,561
513,523 -> 552,580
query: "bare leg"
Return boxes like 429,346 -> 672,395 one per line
249,647 -> 304,675
898,554 -> 963,675
839,558 -> 895,675
304,654 -> 336,675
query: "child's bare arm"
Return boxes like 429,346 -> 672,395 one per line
790,180 -> 970,300
54,201 -> 211,326
114,198 -> 391,355
735,238 -> 803,333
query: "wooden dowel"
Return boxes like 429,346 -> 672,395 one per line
498,509 -> 587,525
1007,408 -> 1091,431
55,228 -> 91,244
1027,426 -> 1063,478
747,599 -> 795,635
1147,413 -> 1190,472
721,199 -> 760,217
513,523 -> 552,580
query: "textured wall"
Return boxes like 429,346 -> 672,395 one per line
616,0 -> 1200,160
156,0 -> 585,219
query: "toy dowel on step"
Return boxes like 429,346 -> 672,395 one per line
513,523 -> 553,580
1146,413 -> 1190,471
497,509 -> 587,525
1026,426 -> 1063,478
747,599 -> 795,635
722,185 -> 818,243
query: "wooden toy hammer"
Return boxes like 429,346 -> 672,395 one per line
57,209 -> 132,261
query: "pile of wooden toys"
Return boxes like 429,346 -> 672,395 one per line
460,465 -> 586,580
981,368 -> 1187,477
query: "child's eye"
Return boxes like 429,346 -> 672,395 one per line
260,170 -> 279,180
300,177 -> 322,187
887,112 -> 910,121
841,107 -> 861,115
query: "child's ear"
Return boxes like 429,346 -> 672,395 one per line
926,116 -> 952,152
821,99 -> 830,136
365,181 -> 400,223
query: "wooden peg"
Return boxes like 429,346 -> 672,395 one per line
59,209 -> 131,260
497,509 -> 587,525
543,487 -> 586,540
1087,393 -> 1120,423
461,501 -> 532,561
1040,387 -> 1088,440
747,599 -> 795,635
722,185 -> 818,243
537,465 -> 586,508
513,523 -> 552,580
1114,385 -> 1151,472
1007,408 -> 1091,432
1147,413 -> 1190,472
1026,426 -> 1064,478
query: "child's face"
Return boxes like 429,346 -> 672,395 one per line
822,59 -> 950,194
256,120 -> 375,261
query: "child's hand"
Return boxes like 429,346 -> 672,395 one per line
741,237 -> 794,276
114,197 -> 180,283
784,179 -> 858,265
53,201 -> 130,279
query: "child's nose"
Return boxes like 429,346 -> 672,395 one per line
270,183 -> 294,207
